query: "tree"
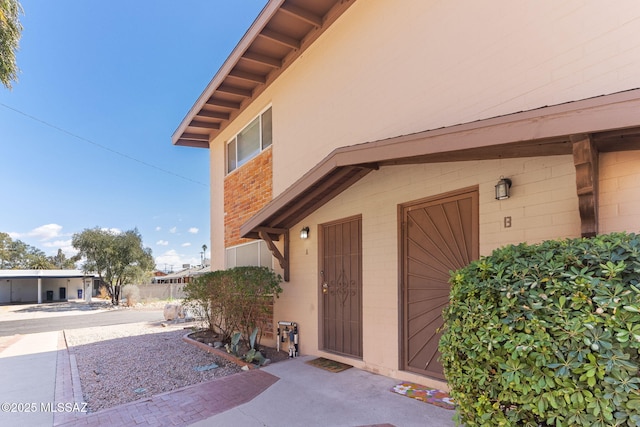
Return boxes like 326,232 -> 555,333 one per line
0,231 -> 56,269
0,0 -> 23,89
201,244 -> 207,266
72,227 -> 155,305
0,232 -> 11,268
49,248 -> 81,269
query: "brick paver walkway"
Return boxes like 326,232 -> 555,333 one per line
54,362 -> 278,427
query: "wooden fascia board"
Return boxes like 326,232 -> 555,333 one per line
265,167 -> 365,227
330,89 -> 640,166
172,0 -> 285,145
240,165 -> 374,238
240,160 -> 340,237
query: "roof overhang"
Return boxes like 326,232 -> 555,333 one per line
172,0 -> 356,148
241,88 -> 640,239
0,270 -> 96,279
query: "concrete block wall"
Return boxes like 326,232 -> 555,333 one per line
274,155 -> 580,387
599,150 -> 640,234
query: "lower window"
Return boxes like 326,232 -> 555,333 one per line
225,240 -> 273,269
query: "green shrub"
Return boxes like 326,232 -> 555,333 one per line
183,266 -> 282,345
440,232 -> 640,427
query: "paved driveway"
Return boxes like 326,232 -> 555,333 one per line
0,301 -> 164,336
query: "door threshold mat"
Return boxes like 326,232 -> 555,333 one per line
305,357 -> 353,373
390,382 -> 455,410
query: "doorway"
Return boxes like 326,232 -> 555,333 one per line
400,187 -> 479,379
320,216 -> 363,358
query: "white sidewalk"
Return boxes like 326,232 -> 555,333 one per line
0,331 -> 59,427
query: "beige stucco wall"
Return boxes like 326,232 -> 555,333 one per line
274,155 -> 581,387
266,0 -> 640,195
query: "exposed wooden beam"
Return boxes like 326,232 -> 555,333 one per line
176,139 -> 209,149
258,228 -> 289,282
592,128 -> 640,152
228,69 -> 267,84
282,167 -> 372,228
572,134 -> 599,238
268,167 -> 370,228
259,28 -> 301,50
198,110 -> 230,120
216,84 -> 253,98
189,120 -> 220,130
181,132 -> 209,141
206,98 -> 241,110
280,2 -> 323,27
242,51 -> 282,69
255,227 -> 287,237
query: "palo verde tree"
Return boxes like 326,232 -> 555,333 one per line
72,227 -> 154,305
0,0 -> 23,89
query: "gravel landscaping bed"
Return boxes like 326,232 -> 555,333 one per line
64,322 -> 243,413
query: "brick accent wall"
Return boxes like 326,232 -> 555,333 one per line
224,148 -> 273,247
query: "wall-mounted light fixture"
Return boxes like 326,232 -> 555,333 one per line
495,177 -> 512,200
300,227 -> 310,240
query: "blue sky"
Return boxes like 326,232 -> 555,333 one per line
0,0 -> 267,271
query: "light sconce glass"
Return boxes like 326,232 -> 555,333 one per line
495,177 -> 512,200
300,227 -> 310,240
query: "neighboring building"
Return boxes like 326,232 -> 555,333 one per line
0,270 -> 97,304
152,265 -> 210,285
172,0 -> 640,389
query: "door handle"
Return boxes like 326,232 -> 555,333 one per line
320,270 -> 328,294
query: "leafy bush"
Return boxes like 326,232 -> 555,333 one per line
225,266 -> 283,348
183,272 -> 216,332
440,232 -> 640,427
183,266 -> 282,346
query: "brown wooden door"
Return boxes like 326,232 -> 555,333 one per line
320,216 -> 363,358
401,188 -> 478,379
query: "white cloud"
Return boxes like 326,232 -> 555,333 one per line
41,239 -> 78,257
155,250 -> 202,272
188,227 -> 199,234
155,226 -> 161,231
155,250 -> 181,269
43,239 -> 72,248
181,242 -> 191,247
156,240 -> 169,246
169,227 -> 177,234
17,223 -> 64,241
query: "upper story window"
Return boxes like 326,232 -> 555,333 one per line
226,107 -> 272,174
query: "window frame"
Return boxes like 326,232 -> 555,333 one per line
226,106 -> 272,174
225,240 -> 274,269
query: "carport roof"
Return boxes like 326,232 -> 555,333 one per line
0,270 -> 97,279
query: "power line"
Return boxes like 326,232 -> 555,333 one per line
0,102 -> 208,187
